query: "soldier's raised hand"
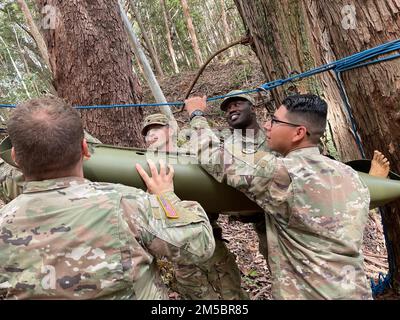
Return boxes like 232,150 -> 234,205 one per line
136,159 -> 174,195
184,95 -> 207,115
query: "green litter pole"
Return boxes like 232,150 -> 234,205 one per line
1,136 -> 400,212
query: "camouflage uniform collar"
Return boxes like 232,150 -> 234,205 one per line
230,128 -> 266,145
23,176 -> 89,194
286,146 -> 320,158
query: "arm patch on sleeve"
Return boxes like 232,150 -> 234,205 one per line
157,195 -> 179,219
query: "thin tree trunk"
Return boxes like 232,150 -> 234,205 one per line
220,0 -> 233,57
16,0 -> 51,73
128,0 -> 163,77
12,26 -> 40,96
37,0 -> 144,147
119,2 -> 177,132
0,35 -> 31,98
180,0 -> 203,67
185,37 -> 251,98
160,0 -> 180,74
172,22 -> 192,68
203,1 -> 219,54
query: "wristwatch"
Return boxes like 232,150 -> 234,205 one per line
189,109 -> 204,121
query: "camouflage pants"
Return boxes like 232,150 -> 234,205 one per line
174,215 -> 249,300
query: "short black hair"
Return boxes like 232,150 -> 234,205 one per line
281,94 -> 327,142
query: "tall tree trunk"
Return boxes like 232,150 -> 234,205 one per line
311,0 -> 400,292
234,0 -> 400,294
160,0 -> 180,73
12,26 -> 40,96
119,1 -> 177,129
128,0 -> 164,77
172,22 -> 192,68
220,0 -> 233,57
204,0 -> 222,55
36,0 -> 144,147
180,0 -> 203,67
233,0 -> 359,161
16,0 -> 52,72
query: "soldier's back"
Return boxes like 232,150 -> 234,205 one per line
258,147 -> 372,299
0,177 -> 168,300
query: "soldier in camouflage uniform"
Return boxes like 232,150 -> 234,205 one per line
0,96 -> 215,299
185,93 -> 372,299
142,113 -> 176,152
219,90 -> 269,260
142,113 -> 248,300
0,131 -> 101,204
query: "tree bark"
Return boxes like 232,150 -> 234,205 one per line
36,0 -> 144,147
160,0 -> 180,73
128,0 -> 164,77
234,0 -> 400,293
311,0 -> 400,292
180,0 -> 203,67
233,0 -> 360,161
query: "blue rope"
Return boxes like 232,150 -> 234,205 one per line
1,39 -> 398,110
334,71 -> 366,158
370,272 -> 392,297
0,104 -> 17,108
375,207 -> 396,296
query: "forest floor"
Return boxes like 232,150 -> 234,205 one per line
142,51 -> 392,300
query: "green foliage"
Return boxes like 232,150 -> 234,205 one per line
0,0 -> 51,112
0,0 -> 246,120
231,63 -> 253,87
130,0 -> 245,75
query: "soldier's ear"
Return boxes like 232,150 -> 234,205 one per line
11,147 -> 19,167
82,139 -> 91,159
292,126 -> 307,142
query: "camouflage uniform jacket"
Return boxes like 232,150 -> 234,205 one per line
0,177 -> 215,299
223,128 -> 269,162
191,116 -> 372,300
0,131 -> 101,204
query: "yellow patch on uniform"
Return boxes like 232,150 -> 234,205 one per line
157,195 -> 179,219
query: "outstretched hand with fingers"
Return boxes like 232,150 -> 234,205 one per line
136,159 -> 175,195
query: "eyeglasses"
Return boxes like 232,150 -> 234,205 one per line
266,114 -> 310,136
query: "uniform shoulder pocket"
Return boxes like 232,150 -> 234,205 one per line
164,200 -> 204,227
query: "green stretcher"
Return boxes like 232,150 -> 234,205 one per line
1,136 -> 399,214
